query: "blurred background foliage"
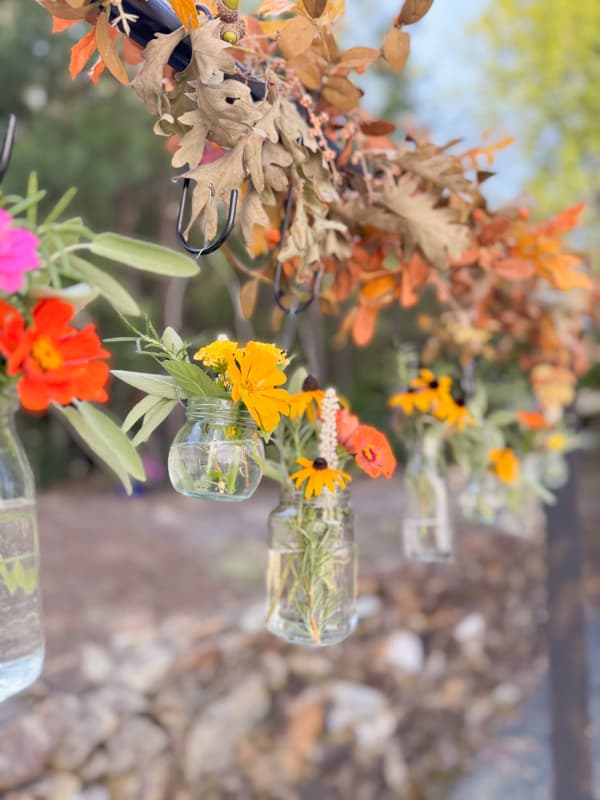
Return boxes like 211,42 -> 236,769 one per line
2,0 -> 596,487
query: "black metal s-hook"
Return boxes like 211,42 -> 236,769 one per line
175,178 -> 239,257
0,115 -> 16,185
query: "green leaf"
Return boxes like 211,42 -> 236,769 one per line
69,255 -> 141,316
263,460 -> 287,484
132,398 -> 178,446
288,366 -> 309,395
90,233 -> 200,277
112,370 -> 180,399
53,404 -> 134,494
163,360 -> 229,399
161,326 -> 185,357
6,189 -> 47,218
27,172 -> 39,226
42,187 -> 78,226
122,394 -> 163,433
75,401 -> 146,481
487,409 -> 518,427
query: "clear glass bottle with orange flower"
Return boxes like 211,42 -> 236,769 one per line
403,429 -> 454,562
265,376 -> 396,645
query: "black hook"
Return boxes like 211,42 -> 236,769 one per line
273,187 -> 323,315
0,115 -> 16,185
175,178 -> 238,257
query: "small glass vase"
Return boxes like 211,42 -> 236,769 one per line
266,487 -> 357,647
459,467 -> 541,539
403,434 -> 453,562
0,390 -> 44,702
168,399 -> 265,501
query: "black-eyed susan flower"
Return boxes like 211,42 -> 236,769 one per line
290,457 -> 351,499
435,397 -> 475,431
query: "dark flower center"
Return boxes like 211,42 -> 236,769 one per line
303,375 -> 321,392
313,457 -> 328,470
456,398 -> 466,407
429,380 -> 439,389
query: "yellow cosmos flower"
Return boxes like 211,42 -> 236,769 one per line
488,447 -> 520,485
193,339 -> 238,371
226,341 -> 290,433
434,398 -> 475,431
545,433 -> 567,452
241,341 -> 289,367
290,457 -> 352,500
289,389 -> 325,421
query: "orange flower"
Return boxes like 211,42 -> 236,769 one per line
488,447 -> 520,485
517,410 -> 549,431
289,389 -> 324,421
0,299 -> 110,411
350,425 -> 397,479
226,341 -> 289,433
337,407 -> 360,449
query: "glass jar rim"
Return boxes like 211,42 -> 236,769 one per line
185,397 -> 256,426
280,484 -> 352,506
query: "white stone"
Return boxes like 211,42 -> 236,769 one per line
454,613 -> 486,643
327,681 -> 388,733
381,631 -> 424,674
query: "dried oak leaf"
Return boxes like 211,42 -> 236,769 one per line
383,181 -> 471,269
195,78 -> 266,150
395,145 -> 471,193
189,21 -> 236,81
241,190 -> 271,250
132,27 -> 187,113
95,11 -> 128,85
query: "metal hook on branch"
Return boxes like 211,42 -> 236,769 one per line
273,188 -> 323,315
0,114 -> 17,185
175,178 -> 238,257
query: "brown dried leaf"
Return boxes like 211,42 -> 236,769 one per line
171,110 -> 208,169
132,27 -> 187,113
240,279 -> 260,319
301,0 -> 328,18
41,0 -> 91,18
95,13 -> 128,85
338,46 -> 380,69
322,75 -> 363,111
360,119 -> 397,136
383,28 -> 410,72
294,62 -> 323,91
384,180 -> 471,269
190,21 -> 236,80
278,16 -> 317,60
397,0 -> 434,25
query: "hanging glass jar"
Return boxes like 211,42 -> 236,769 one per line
266,487 -> 357,647
459,459 -> 542,538
0,390 -> 44,703
168,398 -> 265,501
403,432 -> 453,562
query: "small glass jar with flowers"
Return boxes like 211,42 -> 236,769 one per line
264,374 -> 397,646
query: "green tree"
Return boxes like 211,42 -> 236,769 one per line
477,0 -> 600,219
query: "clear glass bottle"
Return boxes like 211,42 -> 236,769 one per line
266,488 -> 357,647
459,461 -> 542,539
403,433 -> 453,562
0,390 -> 44,702
168,398 -> 265,501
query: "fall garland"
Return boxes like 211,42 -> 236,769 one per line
39,0 -> 597,422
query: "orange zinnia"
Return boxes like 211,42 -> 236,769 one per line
350,424 -> 397,479
0,298 -> 110,411
336,407 -> 360,449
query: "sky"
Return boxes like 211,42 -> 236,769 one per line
343,0 -> 532,209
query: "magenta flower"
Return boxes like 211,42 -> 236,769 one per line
0,210 -> 40,294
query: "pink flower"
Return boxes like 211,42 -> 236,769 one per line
0,210 -> 40,294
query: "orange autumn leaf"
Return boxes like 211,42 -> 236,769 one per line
69,28 -> 97,79
52,16 -> 79,33
170,0 -> 200,29
352,304 -> 378,347
399,253 -> 429,307
359,274 -> 397,305
461,135 -> 515,168
89,57 -> 106,84
539,202 -> 585,236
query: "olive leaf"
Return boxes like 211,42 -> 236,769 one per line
397,0 -> 435,26
90,233 -> 200,277
382,28 -> 410,72
132,398 -> 179,446
69,255 -> 141,316
162,360 -> 229,399
95,10 -> 129,85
